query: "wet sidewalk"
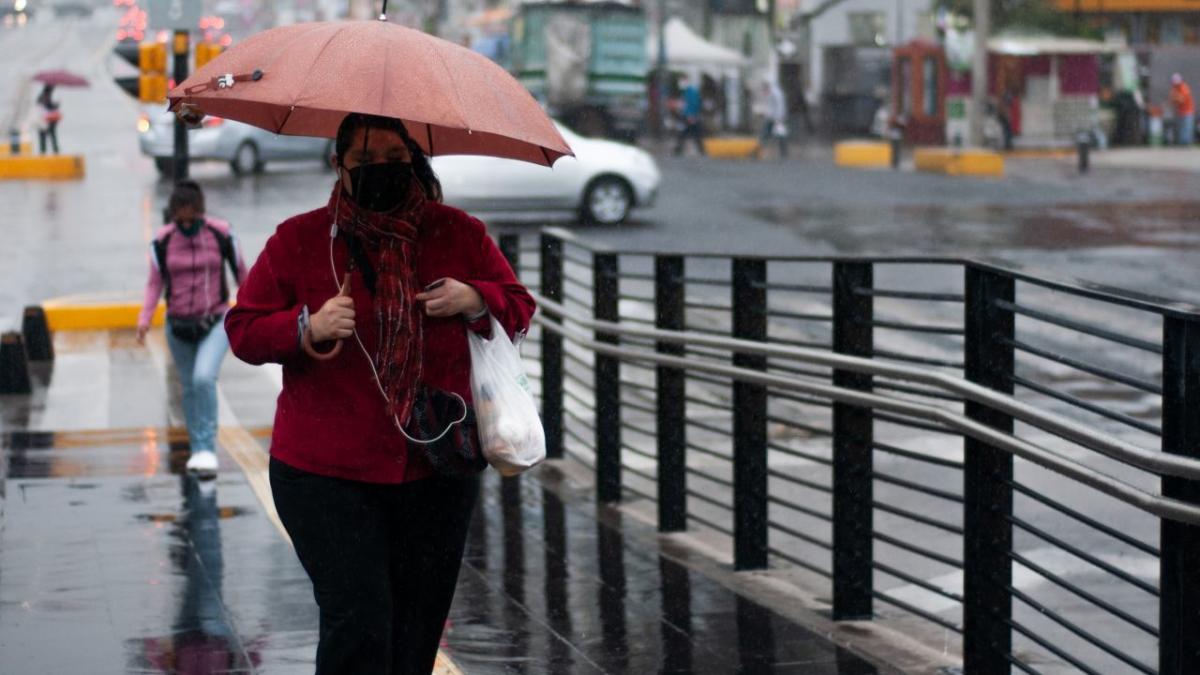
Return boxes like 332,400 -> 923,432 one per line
0,328 -> 887,674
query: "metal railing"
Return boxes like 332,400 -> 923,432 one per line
495,229 -> 1200,675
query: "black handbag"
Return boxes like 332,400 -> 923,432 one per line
405,384 -> 485,477
169,315 -> 219,343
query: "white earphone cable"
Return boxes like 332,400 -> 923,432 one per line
327,185 -> 466,446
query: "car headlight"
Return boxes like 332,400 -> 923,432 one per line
137,115 -> 151,134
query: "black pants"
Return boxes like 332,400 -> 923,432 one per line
674,119 -> 706,156
270,458 -> 480,675
38,123 -> 59,155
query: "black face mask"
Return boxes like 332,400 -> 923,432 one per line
345,161 -> 415,213
175,217 -> 204,236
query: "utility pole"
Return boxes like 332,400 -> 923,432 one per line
656,0 -> 668,139
172,29 -> 190,182
969,0 -> 990,147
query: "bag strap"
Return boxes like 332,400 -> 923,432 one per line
205,224 -> 239,304
152,231 -> 173,307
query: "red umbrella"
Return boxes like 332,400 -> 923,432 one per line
33,70 -> 90,88
168,20 -> 572,166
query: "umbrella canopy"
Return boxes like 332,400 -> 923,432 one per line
33,70 -> 90,87
168,20 -> 572,166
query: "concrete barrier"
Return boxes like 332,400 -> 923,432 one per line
0,332 -> 32,395
913,147 -> 1004,177
0,155 -> 86,180
702,137 -> 760,160
22,306 -> 53,361
833,141 -> 893,168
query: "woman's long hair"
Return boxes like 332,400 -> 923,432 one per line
334,113 -> 443,203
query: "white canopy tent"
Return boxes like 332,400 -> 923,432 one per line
646,17 -> 752,128
647,17 -> 751,76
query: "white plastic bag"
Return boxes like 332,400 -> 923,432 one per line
468,315 -> 546,476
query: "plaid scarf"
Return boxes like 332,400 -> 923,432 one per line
328,183 -> 426,427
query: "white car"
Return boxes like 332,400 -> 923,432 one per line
433,123 -> 661,225
137,107 -> 331,176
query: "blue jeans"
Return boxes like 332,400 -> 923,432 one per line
1179,114 -> 1195,146
165,319 -> 229,452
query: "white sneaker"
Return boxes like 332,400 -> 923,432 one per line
186,450 -> 219,477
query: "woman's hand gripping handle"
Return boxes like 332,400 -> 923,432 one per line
303,273 -> 353,361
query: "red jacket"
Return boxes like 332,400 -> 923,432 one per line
225,201 -> 535,484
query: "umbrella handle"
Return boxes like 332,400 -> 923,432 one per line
302,273 -> 351,361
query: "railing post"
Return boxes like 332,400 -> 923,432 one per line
963,266 -> 1015,674
539,233 -> 564,460
500,234 -> 522,493
831,261 -> 874,620
498,233 -> 521,274
1160,315 -> 1200,675
732,258 -> 768,570
594,251 -> 622,503
656,255 -> 687,532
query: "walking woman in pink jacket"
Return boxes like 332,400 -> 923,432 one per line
137,180 -> 247,476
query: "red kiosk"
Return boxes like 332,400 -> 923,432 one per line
891,40 -> 947,145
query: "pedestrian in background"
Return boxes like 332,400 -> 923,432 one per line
1169,73 -> 1194,146
225,113 -> 534,674
137,180 -> 247,477
34,84 -> 61,155
755,79 -> 789,160
673,74 -> 706,157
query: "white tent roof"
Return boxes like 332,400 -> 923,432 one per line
646,17 -> 750,74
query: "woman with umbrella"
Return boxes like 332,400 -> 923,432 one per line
226,111 -> 535,674
179,19 -> 566,671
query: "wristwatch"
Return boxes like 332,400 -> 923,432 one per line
297,305 -> 311,348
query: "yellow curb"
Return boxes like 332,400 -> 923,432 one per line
703,136 -> 760,159
42,300 -> 165,331
913,147 -> 1004,177
834,140 -> 892,168
0,142 -> 33,158
0,154 -> 85,179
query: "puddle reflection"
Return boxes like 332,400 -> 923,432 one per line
447,476 -> 880,674
129,476 -> 259,674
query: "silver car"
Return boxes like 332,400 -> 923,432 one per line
137,107 -> 331,176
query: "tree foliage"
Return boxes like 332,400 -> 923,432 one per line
938,0 -> 1102,38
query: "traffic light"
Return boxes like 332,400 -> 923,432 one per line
138,42 -> 168,103
138,41 -> 167,72
195,43 -> 223,70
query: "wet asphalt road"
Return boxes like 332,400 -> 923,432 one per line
3,10 -> 1200,333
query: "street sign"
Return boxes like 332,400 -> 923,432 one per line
147,0 -> 200,31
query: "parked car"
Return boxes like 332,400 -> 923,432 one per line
137,107 -> 331,176
433,122 -> 660,225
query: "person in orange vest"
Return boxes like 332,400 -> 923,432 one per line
1169,73 -> 1194,146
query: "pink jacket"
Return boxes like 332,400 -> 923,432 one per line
138,217 -> 248,329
